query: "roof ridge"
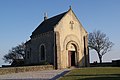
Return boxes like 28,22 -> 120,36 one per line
46,11 -> 67,21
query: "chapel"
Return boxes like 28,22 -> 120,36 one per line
25,7 -> 89,69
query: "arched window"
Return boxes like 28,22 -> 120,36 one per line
40,45 -> 45,60
27,51 -> 30,59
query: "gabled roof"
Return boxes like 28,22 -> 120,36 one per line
31,11 -> 67,37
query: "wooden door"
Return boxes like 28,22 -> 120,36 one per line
68,51 -> 75,67
68,51 -> 71,67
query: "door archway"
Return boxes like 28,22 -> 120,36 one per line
66,42 -> 78,67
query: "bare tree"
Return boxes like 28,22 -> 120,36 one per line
3,42 -> 25,63
88,30 -> 113,63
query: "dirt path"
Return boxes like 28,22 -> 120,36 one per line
0,69 -> 70,80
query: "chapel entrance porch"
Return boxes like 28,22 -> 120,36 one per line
66,42 -> 78,68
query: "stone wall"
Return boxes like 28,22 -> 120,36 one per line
25,31 -> 55,65
0,65 -> 53,75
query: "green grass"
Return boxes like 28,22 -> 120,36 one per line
59,67 -> 120,80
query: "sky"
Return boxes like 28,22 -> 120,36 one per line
0,0 -> 120,66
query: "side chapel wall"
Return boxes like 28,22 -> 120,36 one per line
27,31 -> 55,65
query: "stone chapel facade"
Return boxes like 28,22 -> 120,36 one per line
25,7 -> 89,69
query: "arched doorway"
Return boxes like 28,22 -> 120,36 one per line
68,51 -> 75,66
67,42 -> 77,67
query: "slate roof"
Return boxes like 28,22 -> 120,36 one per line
31,11 -> 67,37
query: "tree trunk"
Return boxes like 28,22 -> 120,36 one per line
99,56 -> 102,63
97,52 -> 102,63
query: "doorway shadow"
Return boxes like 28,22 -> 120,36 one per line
51,70 -> 70,80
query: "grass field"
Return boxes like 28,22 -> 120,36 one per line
59,67 -> 120,80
